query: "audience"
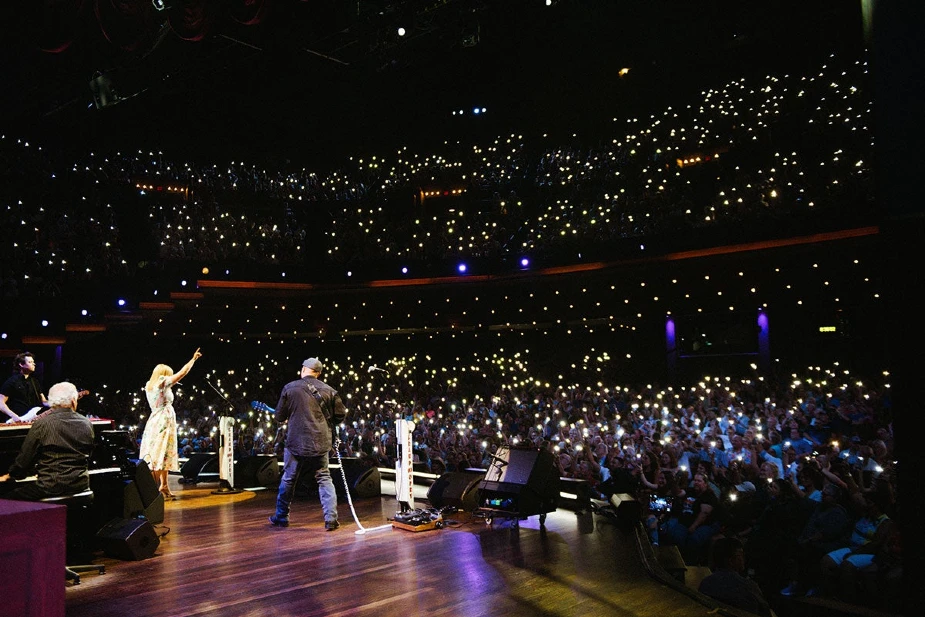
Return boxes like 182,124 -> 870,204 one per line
0,49 -> 900,613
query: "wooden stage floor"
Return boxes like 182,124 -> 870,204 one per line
65,478 -> 716,617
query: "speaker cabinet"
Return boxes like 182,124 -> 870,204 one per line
477,447 -> 559,517
331,457 -> 381,498
234,455 -> 280,489
427,471 -> 485,511
123,460 -> 164,524
610,492 -> 642,523
180,453 -> 218,483
96,518 -> 159,561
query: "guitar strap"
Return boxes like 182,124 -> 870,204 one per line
304,380 -> 337,447
26,375 -> 42,407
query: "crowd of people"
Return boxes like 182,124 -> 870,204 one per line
75,342 -> 897,612
1,52 -> 874,308
0,48 -> 899,614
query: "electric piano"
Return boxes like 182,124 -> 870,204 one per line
0,417 -> 117,475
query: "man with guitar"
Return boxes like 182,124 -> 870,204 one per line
1,352 -> 45,423
268,357 -> 346,530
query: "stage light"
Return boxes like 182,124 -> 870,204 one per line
1,333 -> 6,340
457,263 -> 467,274
181,280 -> 187,286
81,309 -> 89,316
473,107 -> 481,115
401,267 -> 409,275
202,267 -> 209,275
117,299 -> 126,307
520,257 -> 530,268
397,27 -> 406,37
42,320 -> 49,327
347,271 -> 353,277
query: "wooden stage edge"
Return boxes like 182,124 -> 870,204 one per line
62,477 -> 721,617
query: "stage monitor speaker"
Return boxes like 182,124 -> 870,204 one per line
123,460 -> 164,524
427,471 -> 485,511
234,455 -> 280,489
181,452 -> 218,483
477,446 -> 559,517
96,517 -> 159,561
332,457 -> 381,498
610,492 -> 642,523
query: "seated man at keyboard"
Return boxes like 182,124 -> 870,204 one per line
0,382 -> 94,501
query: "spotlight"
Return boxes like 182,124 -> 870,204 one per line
117,299 -> 126,307
81,309 -> 89,316
202,267 -> 209,275
401,267 -> 409,275
1,333 -> 6,340
473,107 -> 481,115
520,257 -> 530,268
397,27 -> 406,37
41,320 -> 49,327
347,271 -> 353,277
457,264 -> 467,274
181,280 -> 187,286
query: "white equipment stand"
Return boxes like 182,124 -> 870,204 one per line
395,418 -> 416,512
212,416 -> 242,494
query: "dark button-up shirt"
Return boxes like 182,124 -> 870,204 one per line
1,373 -> 44,415
276,377 -> 347,457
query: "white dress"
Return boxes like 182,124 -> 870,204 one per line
138,376 -> 179,472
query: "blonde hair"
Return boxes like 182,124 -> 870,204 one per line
146,364 -> 174,391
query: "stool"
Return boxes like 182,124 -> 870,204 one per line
41,490 -> 106,584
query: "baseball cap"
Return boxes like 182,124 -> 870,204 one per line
302,358 -> 323,372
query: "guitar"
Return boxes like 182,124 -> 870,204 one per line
251,401 -> 275,414
5,390 -> 91,424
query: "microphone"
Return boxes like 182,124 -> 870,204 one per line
368,365 -> 389,374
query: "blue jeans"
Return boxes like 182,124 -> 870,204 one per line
662,518 -> 721,565
274,448 -> 338,523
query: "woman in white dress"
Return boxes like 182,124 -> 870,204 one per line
139,348 -> 202,498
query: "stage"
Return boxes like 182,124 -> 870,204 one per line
64,477 -> 717,617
